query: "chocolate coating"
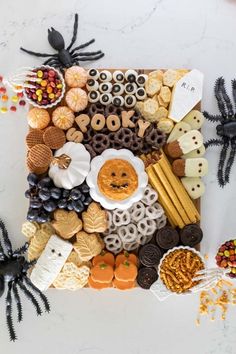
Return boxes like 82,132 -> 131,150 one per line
155,226 -> 179,250
139,244 -> 162,267
137,267 -> 158,289
180,224 -> 203,247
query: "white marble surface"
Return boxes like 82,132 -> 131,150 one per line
0,0 -> 236,352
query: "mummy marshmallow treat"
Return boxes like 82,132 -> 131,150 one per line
165,130 -> 203,158
172,158 -> 208,177
30,235 -> 73,291
181,177 -> 205,199
87,69 -> 147,107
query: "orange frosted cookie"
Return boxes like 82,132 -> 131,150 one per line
114,261 -> 137,282
52,106 -> 75,130
65,66 -> 88,88
65,88 -> 88,112
97,159 -> 138,201
91,262 -> 114,283
88,276 -> 112,290
92,251 -> 115,268
113,278 -> 136,290
27,108 -> 50,129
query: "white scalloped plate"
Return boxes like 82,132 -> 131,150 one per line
86,148 -> 148,210
150,246 -> 206,301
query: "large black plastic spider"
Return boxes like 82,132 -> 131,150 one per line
20,13 -> 104,70
204,77 -> 236,187
0,219 -> 50,341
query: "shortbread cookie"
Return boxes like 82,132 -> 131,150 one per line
53,263 -> 90,290
172,158 -> 208,177
52,210 -> 82,239
167,122 -> 191,143
183,110 -> 205,130
163,69 -> 179,87
165,130 -> 203,158
182,144 -> 205,159
159,86 -> 171,103
74,231 -> 103,261
157,118 -> 174,134
145,78 -> 162,97
148,70 -> 164,81
181,177 -> 205,199
30,235 -> 73,291
82,202 -> 107,233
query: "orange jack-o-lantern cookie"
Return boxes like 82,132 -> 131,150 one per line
92,251 -> 115,268
88,276 -> 112,290
97,159 -> 138,201
91,262 -> 114,283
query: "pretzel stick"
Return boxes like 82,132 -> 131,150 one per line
153,163 -> 191,225
146,166 -> 184,228
159,151 -> 200,222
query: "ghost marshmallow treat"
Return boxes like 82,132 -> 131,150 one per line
182,110 -> 205,130
182,144 -> 205,159
165,130 -> 203,158
172,158 -> 208,177
167,121 -> 191,143
181,177 -> 205,199
30,235 -> 73,291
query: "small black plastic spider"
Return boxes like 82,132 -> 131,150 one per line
20,13 -> 104,70
204,77 -> 236,187
0,219 -> 50,341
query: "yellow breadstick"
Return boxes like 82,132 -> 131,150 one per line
147,166 -> 184,228
159,152 -> 200,221
153,163 -> 191,225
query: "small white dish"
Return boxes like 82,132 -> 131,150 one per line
150,246 -> 205,301
86,148 -> 148,210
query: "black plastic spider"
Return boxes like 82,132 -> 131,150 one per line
204,77 -> 236,187
0,219 -> 50,341
20,13 -> 104,70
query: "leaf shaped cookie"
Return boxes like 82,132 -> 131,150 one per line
82,202 -> 107,233
53,263 -> 90,290
73,231 -> 103,261
52,210 -> 82,239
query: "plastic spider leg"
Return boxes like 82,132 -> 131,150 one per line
218,139 -> 229,187
203,111 -> 223,123
75,53 -> 105,62
22,259 -> 37,273
231,79 -> 236,119
214,77 -> 227,118
20,47 -> 57,58
6,282 -> 17,341
67,13 -> 79,51
13,242 -> 29,257
0,275 -> 5,297
12,282 -> 23,322
70,38 -> 95,55
72,50 -> 102,58
225,138 -> 236,184
219,77 -> 234,117
17,279 -> 42,316
0,219 -> 13,257
43,57 -> 60,65
23,276 -> 50,313
204,138 -> 224,149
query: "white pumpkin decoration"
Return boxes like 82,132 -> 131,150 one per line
49,142 -> 91,189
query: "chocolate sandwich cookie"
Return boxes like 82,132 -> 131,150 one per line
137,267 -> 158,289
139,244 -> 162,267
180,223 -> 203,247
155,226 -> 179,250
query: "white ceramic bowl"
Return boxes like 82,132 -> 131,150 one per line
86,148 -> 148,210
24,65 -> 65,109
157,246 -> 205,296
